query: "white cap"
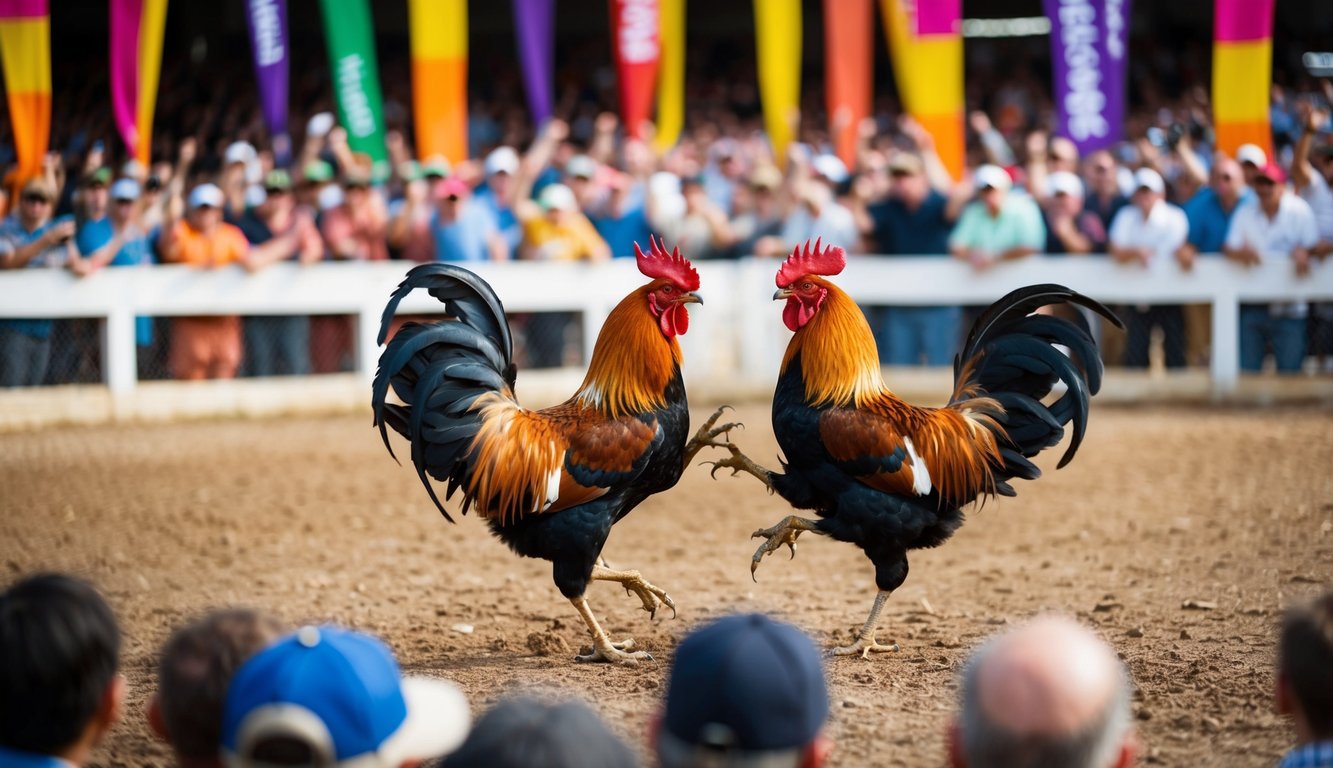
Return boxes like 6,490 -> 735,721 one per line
538,183 -> 578,212
565,154 -> 599,180
1236,143 -> 1267,167
1133,167 -> 1165,194
306,111 -> 336,138
317,184 -> 345,211
1046,170 -> 1084,199
224,141 -> 257,166
188,183 -> 225,209
974,164 -> 1012,192
245,184 -> 267,208
484,146 -> 520,176
811,154 -> 849,184
110,178 -> 141,201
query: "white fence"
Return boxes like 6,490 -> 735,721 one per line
2,255 -> 1332,396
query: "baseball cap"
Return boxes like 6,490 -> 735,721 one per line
748,164 -> 783,190
83,166 -> 113,187
439,697 -> 635,768
565,154 -> 598,180
888,153 -> 924,176
302,160 -> 335,184
343,167 -> 373,188
21,177 -> 56,201
811,154 -> 849,184
538,183 -> 578,212
110,178 -> 141,201
662,613 -> 828,752
222,626 -> 470,768
974,164 -> 1012,192
421,156 -> 451,179
484,146 -> 520,177
188,183 -> 225,209
1236,143 -> 1267,167
1133,167 -> 1165,194
263,169 -> 293,192
1047,170 -> 1084,198
1256,161 -> 1287,184
225,141 -> 257,167
434,177 -> 470,200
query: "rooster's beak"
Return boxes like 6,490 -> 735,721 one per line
679,292 -> 703,305
773,288 -> 793,300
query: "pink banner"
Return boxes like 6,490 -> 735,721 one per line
914,0 -> 958,36
109,0 -> 142,155
0,0 -> 46,17
1213,0 -> 1273,42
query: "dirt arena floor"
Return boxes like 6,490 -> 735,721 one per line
2,403 -> 1331,767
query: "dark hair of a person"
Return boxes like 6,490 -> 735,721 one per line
1280,592 -> 1333,739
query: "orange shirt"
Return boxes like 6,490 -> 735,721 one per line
165,220 -> 249,267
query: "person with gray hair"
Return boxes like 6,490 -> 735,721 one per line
948,615 -> 1137,768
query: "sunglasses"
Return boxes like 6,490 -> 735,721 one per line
114,198 -> 136,204
22,194 -> 51,204
1254,178 -> 1276,187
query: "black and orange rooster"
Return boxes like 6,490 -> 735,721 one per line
372,239 -> 730,664
714,240 -> 1122,657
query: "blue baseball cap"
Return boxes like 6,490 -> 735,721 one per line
221,626 -> 470,768
662,613 -> 828,752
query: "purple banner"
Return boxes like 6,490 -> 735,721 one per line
245,0 -> 291,165
1044,0 -> 1130,156
512,0 -> 554,123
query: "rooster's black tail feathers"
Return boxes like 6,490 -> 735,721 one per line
372,264 -> 516,522
951,284 -> 1122,487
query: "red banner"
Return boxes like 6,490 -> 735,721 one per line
610,0 -> 660,140
824,0 -> 871,167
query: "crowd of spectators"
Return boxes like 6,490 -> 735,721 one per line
3,34 -> 1333,386
2,570 -> 1330,767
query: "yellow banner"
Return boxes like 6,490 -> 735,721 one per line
135,0 -> 167,164
754,0 -> 801,168
653,0 -> 685,152
880,0 -> 963,178
0,15 -> 51,182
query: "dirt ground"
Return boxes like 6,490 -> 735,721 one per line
1,403 -> 1330,767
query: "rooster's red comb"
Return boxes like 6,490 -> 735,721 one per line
634,236 -> 699,292
775,238 -> 846,288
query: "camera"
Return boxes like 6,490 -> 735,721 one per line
146,176 -> 163,191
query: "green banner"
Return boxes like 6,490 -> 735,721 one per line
319,0 -> 388,178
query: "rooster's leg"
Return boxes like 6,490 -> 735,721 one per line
828,590 -> 900,659
570,597 -> 654,665
707,443 -> 776,491
590,565 -> 677,619
682,405 -> 744,466
750,515 -> 821,580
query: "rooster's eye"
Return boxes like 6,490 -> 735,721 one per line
802,282 -> 813,291
661,285 -> 674,294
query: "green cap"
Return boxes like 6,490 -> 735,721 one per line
84,166 -> 113,187
264,169 -> 293,191
421,156 -> 451,178
301,160 -> 334,184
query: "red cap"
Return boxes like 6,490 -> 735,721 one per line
433,177 -> 470,200
1256,162 -> 1287,185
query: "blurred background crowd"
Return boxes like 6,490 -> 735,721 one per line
2,0 -> 1333,386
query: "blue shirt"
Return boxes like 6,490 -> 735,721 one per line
1279,741 -> 1333,768
869,190 -> 952,255
472,185 -> 520,259
430,203 -> 495,263
1183,186 -> 1252,253
0,745 -> 73,767
0,213 -> 74,339
76,217 -> 155,346
591,203 -> 652,259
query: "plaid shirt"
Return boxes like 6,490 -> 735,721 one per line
1280,742 -> 1333,768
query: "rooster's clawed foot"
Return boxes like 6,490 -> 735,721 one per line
706,444 -> 775,491
591,565 -> 677,619
575,636 -> 654,665
683,405 -> 744,466
827,637 -> 900,659
749,515 -> 821,581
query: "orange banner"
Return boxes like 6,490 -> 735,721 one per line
824,0 -> 872,168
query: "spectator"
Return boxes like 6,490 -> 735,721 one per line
1223,162 -> 1320,372
1291,105 -> 1333,373
1236,143 -> 1267,187
867,152 -> 969,365
1274,592 -> 1333,768
655,174 -> 737,261
0,572 -> 124,767
0,177 -> 77,387
474,146 -> 524,259
948,615 -> 1136,768
1180,157 -> 1249,261
1042,171 -> 1106,255
440,696 -> 637,768
236,170 -> 324,377
321,167 -> 389,263
1107,168 -> 1191,369
730,164 -> 787,257
587,165 -> 653,260
160,182 -> 251,380
654,613 -> 832,768
780,154 -> 859,252
1082,150 -> 1128,231
949,164 -> 1045,272
428,177 -> 506,263
147,608 -> 288,768
221,625 -> 470,768
386,167 -> 436,263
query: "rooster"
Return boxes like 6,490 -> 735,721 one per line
712,240 -> 1122,657
373,239 -> 732,664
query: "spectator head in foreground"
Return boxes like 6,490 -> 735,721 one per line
1275,592 -> 1333,765
656,613 -> 831,768
440,696 -> 637,768
949,615 -> 1136,768
148,608 -> 288,768
222,625 -> 470,768
0,572 -> 124,767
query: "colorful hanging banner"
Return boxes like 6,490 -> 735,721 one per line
1043,0 -> 1130,157
320,0 -> 389,178
1212,0 -> 1274,158
880,0 -> 963,178
611,0 -> 660,140
754,0 -> 801,168
652,0 -> 684,151
410,0 -> 467,163
246,0 -> 291,166
110,0 -> 167,164
513,0 -> 555,125
0,0 -> 51,185
824,0 -> 871,168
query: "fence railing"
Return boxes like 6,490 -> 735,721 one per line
2,255 -> 1331,396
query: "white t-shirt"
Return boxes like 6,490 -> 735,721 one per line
1108,200 -> 1189,267
1296,169 -> 1333,240
1225,192 -> 1320,317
